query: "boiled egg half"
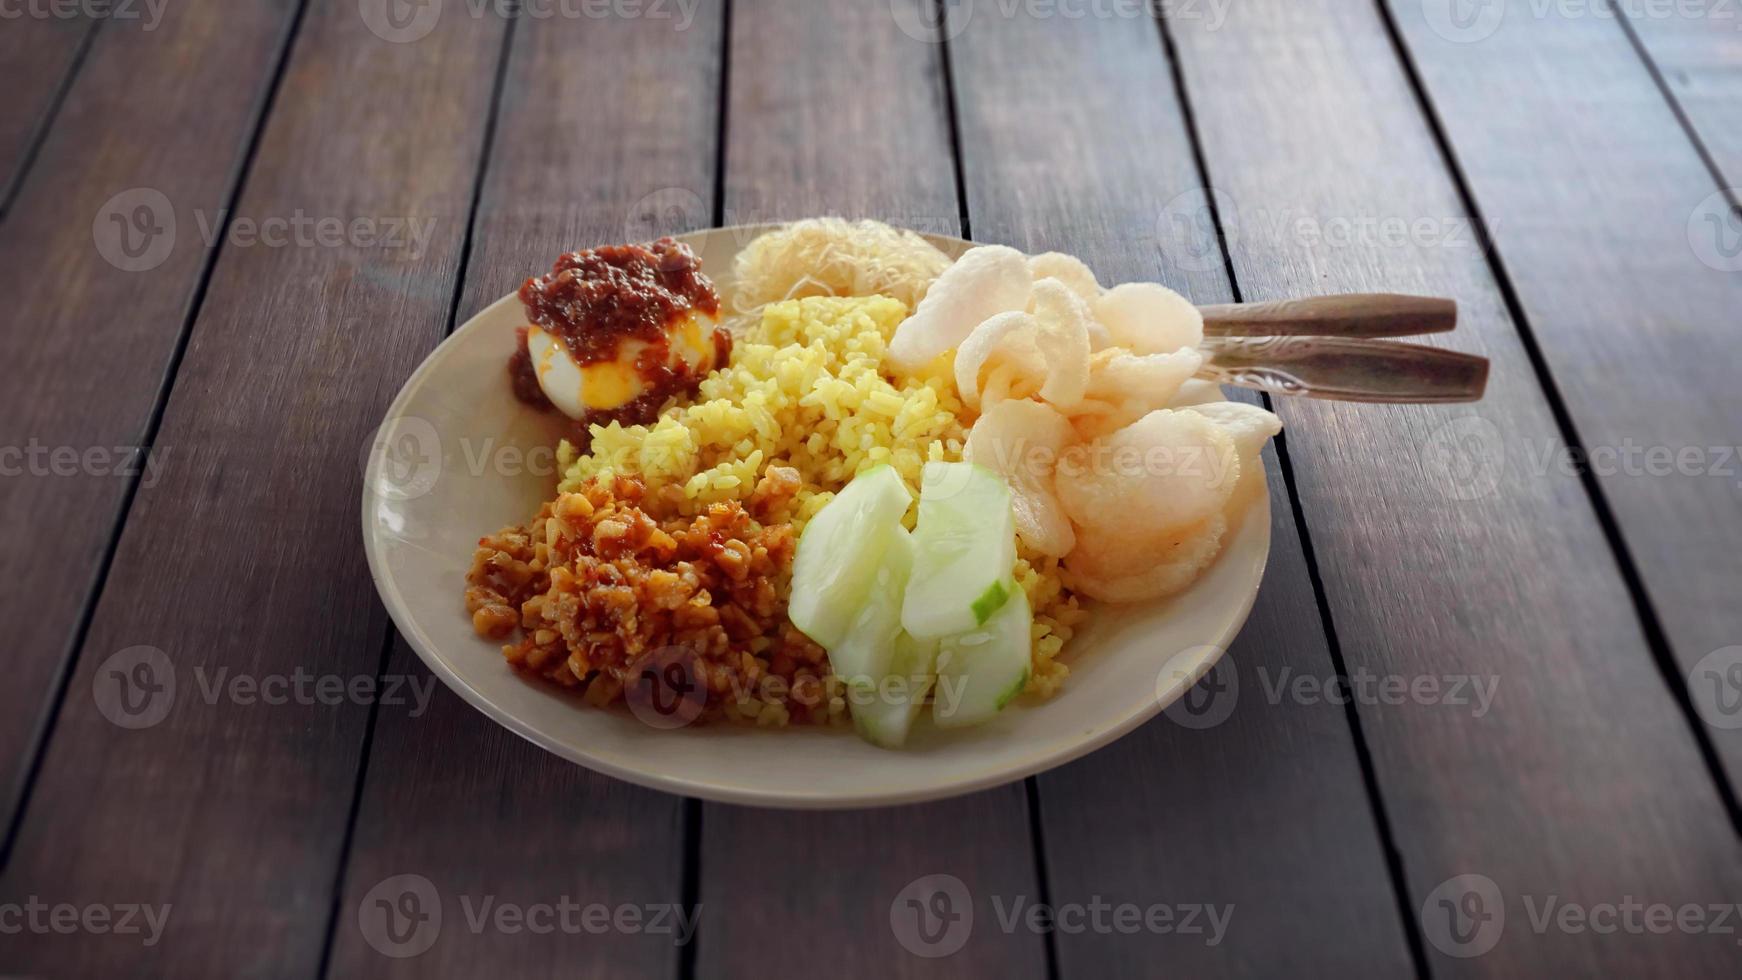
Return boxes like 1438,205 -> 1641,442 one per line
524,309 -> 720,420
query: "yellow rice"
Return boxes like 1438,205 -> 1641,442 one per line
556,294 -> 1084,702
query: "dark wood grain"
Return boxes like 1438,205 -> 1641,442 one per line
0,2 -> 505,976
1177,0 -> 1742,974
947,7 -> 1417,977
322,6 -> 725,977
0,10 -> 91,214
1391,0 -> 1742,798
0,0 -> 300,844
696,2 -> 1046,977
1616,5 -> 1742,186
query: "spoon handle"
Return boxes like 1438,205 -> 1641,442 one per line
1200,293 -> 1457,338
1199,335 -> 1490,404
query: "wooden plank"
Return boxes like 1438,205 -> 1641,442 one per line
716,0 -> 958,229
0,2 -> 505,976
947,9 -> 1416,977
1615,5 -> 1742,185
1391,0 -> 1742,796
0,10 -> 92,214
323,6 -> 725,977
0,0 -> 300,841
694,1 -> 1047,977
1175,0 -> 1742,975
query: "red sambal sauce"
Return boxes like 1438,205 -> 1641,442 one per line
507,237 -> 730,426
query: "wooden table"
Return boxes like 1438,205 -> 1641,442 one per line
2,0 -> 1739,976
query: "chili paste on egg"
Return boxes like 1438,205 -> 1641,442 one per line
508,237 -> 730,430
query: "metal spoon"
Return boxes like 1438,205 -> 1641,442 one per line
1195,293 -> 1488,403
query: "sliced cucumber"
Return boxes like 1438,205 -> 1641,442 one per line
931,584 -> 1032,728
851,631 -> 939,749
900,461 -> 1017,639
788,465 -> 913,649
826,527 -> 914,693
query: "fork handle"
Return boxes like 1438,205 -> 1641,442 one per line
1200,293 -> 1457,338
1199,335 -> 1490,403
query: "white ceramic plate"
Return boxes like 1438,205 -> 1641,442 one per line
362,225 -> 1269,808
